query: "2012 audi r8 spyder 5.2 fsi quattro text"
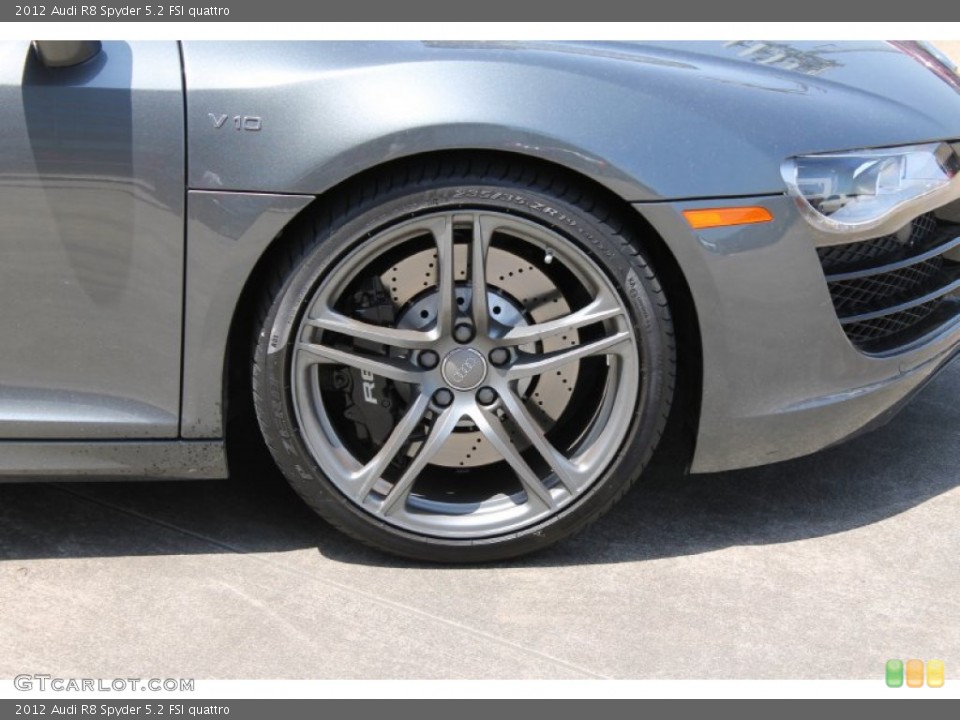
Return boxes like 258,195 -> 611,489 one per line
3,39 -> 960,561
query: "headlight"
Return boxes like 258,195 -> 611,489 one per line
781,142 -> 960,233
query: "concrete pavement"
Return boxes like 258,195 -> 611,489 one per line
0,358 -> 957,679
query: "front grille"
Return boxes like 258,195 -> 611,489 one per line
828,258 -> 943,317
818,213 -> 937,269
817,212 -> 960,352
841,299 -> 944,347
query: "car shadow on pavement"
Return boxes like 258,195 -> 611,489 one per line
1,364 -> 958,568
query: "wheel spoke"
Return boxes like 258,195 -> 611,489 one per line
296,341 -> 421,384
471,214 -> 495,337
499,295 -> 625,346
498,390 -> 584,495
432,215 -> 457,336
506,330 -> 631,381
378,405 -> 461,516
471,408 -> 557,510
348,392 -> 432,502
305,312 -> 437,349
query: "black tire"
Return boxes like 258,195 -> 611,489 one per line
253,158 -> 675,562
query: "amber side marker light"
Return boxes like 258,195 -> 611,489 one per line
683,206 -> 774,229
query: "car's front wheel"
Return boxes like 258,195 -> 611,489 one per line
253,159 -> 675,562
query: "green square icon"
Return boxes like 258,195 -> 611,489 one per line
886,659 -> 904,687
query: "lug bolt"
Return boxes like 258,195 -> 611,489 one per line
419,350 -> 439,369
432,388 -> 454,408
489,347 -> 510,366
453,323 -> 474,343
476,387 -> 497,406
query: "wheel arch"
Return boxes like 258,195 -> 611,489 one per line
218,150 -> 702,473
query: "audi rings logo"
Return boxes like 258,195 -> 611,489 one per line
441,348 -> 487,390
450,357 -> 479,383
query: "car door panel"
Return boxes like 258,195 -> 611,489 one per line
0,41 -> 184,438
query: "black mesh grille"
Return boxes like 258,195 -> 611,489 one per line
817,213 -> 938,273
843,300 -> 943,346
817,233 -> 903,270
815,213 -> 960,352
828,257 -> 943,316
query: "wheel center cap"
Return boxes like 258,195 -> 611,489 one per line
441,347 -> 487,391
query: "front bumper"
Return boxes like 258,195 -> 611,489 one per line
638,195 -> 960,474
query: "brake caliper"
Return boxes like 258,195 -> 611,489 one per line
334,276 -> 402,446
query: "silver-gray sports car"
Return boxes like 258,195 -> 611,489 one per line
3,39 -> 960,561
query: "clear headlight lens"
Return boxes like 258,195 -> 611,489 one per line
782,142 -> 960,232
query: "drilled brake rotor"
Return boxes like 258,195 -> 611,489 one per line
384,245 -> 579,468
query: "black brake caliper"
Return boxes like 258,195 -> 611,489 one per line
327,275 -> 403,448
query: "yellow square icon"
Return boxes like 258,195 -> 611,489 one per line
927,660 -> 945,688
906,659 -> 924,687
